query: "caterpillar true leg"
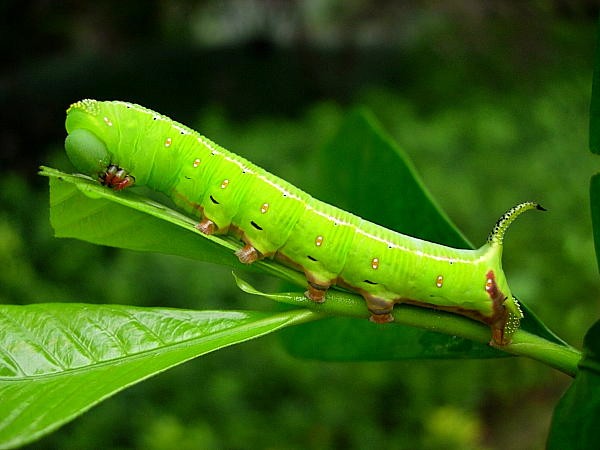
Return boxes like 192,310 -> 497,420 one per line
101,164 -> 135,190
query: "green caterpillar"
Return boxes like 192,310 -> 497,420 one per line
64,99 -> 543,345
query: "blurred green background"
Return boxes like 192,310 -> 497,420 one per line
1,1 -> 599,449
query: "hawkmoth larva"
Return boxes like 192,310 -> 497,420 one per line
64,99 -> 544,345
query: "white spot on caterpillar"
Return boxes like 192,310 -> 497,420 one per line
103,117 -> 113,126
436,275 -> 444,288
220,179 -> 229,189
260,203 -> 269,214
371,258 -> 379,270
193,158 -> 201,167
315,235 -> 323,247
485,278 -> 494,292
164,137 -> 172,147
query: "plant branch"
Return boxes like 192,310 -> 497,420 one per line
235,274 -> 581,376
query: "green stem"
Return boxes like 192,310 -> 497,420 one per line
504,331 -> 580,377
387,302 -> 581,376
388,304 -> 580,377
235,275 -> 582,377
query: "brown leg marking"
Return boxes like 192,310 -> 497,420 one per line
304,282 -> 329,303
235,243 -> 260,264
369,312 -> 394,324
364,294 -> 395,324
195,218 -> 216,235
491,327 -> 506,347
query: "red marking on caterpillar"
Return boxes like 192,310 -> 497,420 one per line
484,270 -> 513,345
485,270 -> 503,303
101,165 -> 135,191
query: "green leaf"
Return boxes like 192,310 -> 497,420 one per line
589,18 -> 600,269
47,169 -> 237,264
547,320 -> 600,449
39,167 -> 306,288
311,108 -> 470,247
548,19 -> 600,447
551,29 -> 600,446
0,303 -> 316,449
281,318 -> 502,360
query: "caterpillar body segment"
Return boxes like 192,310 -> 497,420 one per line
65,99 -> 542,345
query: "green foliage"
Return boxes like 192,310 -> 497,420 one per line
39,148 -> 580,369
548,320 -> 600,449
591,174 -> 600,271
2,15 -> 599,446
39,109 -> 576,363
0,304 -> 315,449
545,21 -> 600,449
0,108 -> 584,448
3,90 -> 592,447
310,109 -> 469,248
590,18 -> 600,156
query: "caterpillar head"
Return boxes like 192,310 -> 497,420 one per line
65,99 -> 113,177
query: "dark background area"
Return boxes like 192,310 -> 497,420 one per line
1,1 -> 599,449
